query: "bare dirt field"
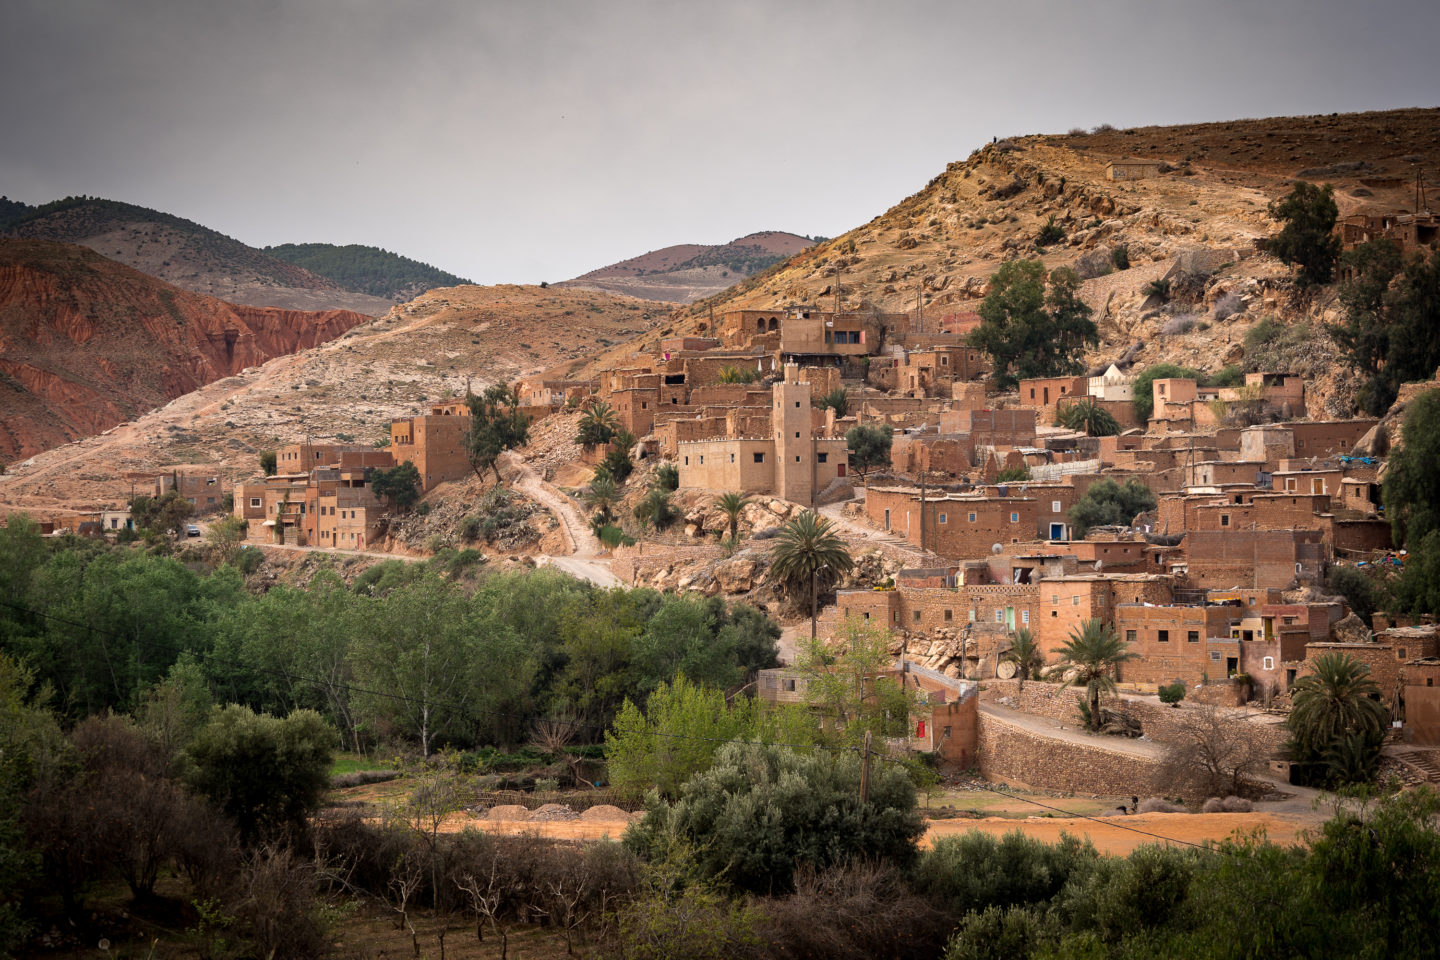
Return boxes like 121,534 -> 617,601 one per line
427,809 -> 1313,857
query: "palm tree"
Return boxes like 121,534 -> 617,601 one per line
575,401 -> 619,449
1058,397 -> 1120,437
718,365 -> 742,384
1002,628 -> 1045,691
582,476 -> 619,525
1049,619 -> 1137,732
1288,653 -> 1388,763
633,486 -> 676,531
769,511 -> 854,639
815,387 -> 849,418
714,491 -> 750,543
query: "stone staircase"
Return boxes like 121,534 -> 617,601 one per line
1385,746 -> 1440,784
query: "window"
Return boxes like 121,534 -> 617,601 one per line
1220,514 -> 1230,527
1072,596 -> 1080,606
1052,594 -> 1059,604
968,610 -> 976,622
1052,500 -> 1062,513
817,453 -> 827,463
1211,651 -> 1223,661
753,452 -> 765,463
1021,610 -> 1030,625
1399,648 -> 1408,660
995,610 -> 1004,623
944,609 -> 953,621
1263,656 -> 1275,671
795,431 -> 801,438
684,456 -> 689,465
795,456 -> 801,462
1187,630 -> 1199,643
968,512 -> 977,523
914,610 -> 922,623
730,453 -> 735,463
795,401 -> 800,408
1158,630 -> 1169,643
699,455 -> 704,465
249,497 -> 262,508
1010,512 -> 1020,523
939,512 -> 947,524
1125,630 -> 1137,643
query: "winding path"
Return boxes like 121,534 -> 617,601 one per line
499,451 -> 620,588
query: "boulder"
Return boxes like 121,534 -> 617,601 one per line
714,555 -> 765,594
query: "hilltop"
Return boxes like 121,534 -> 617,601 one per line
605,107 -> 1440,415
263,242 -> 473,302
0,282 -> 669,512
560,230 -> 816,302
0,239 -> 369,461
2,196 -> 397,314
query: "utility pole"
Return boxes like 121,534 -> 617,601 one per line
859,730 -> 873,804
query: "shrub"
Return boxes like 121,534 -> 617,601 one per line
995,466 -> 1031,482
1159,682 -> 1186,705
235,546 -> 264,575
1111,245 -> 1130,270
459,515 -> 483,541
653,463 -> 679,491
187,705 -> 332,846
1213,290 -> 1246,321
1142,278 -> 1172,301
1160,313 -> 1196,336
914,830 -> 1098,917
1036,215 -> 1066,247
625,742 -> 924,894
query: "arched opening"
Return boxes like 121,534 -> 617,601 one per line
768,317 -> 779,331
756,319 -> 765,333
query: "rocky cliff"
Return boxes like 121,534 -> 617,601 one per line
0,240 -> 369,461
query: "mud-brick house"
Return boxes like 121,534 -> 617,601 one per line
677,364 -> 847,505
389,401 -> 472,492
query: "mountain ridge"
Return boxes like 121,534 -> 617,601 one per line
559,229 -> 816,302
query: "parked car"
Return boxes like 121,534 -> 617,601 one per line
185,524 -> 202,538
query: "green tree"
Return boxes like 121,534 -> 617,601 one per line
1002,628 -> 1044,690
1048,619 -> 1137,732
1287,652 -> 1387,775
967,261 -> 1097,389
1332,238 -> 1406,414
583,476 -> 620,526
794,615 -> 919,747
1327,565 -> 1380,625
464,383 -> 531,483
714,491 -> 750,542
259,450 -> 277,476
369,460 -> 421,511
1131,363 -> 1200,422
1068,478 -> 1156,538
653,463 -> 679,491
845,423 -> 894,480
576,401 -> 620,449
129,489 -> 194,536
187,704 -> 332,846
1384,390 -> 1440,548
814,387 -> 849,417
769,511 -> 854,638
606,677 -> 768,800
1057,397 -> 1120,436
624,741 -> 924,894
633,486 -> 676,531
1268,180 -> 1341,287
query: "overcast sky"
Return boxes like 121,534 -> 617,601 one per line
3,0 -> 1438,284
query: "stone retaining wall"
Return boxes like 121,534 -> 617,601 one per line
976,712 -> 1163,797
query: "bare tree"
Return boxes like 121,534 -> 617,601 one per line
1160,704 -> 1270,798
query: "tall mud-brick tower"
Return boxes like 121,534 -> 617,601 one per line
773,362 -> 814,506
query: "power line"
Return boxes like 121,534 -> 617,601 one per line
1,595 -> 1221,851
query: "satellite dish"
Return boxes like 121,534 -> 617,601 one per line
992,543 -> 1003,554
1095,560 -> 1104,572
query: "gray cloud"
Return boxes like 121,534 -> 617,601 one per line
3,0 -> 1438,284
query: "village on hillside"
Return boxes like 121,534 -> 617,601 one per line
67,188 -> 1439,800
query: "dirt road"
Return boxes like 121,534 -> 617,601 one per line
500,451 -> 620,588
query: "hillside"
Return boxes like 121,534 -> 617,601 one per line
263,242 -> 473,302
0,240 -> 369,461
559,230 -> 816,302
581,107 -> 1440,416
0,282 -> 669,512
3,196 -> 396,315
